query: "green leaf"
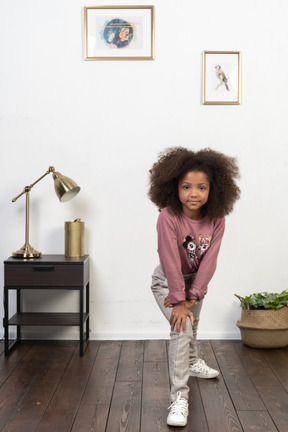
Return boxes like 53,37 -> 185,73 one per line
236,290 -> 288,310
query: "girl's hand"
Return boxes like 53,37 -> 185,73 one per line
164,296 -> 197,309
184,299 -> 197,309
170,302 -> 194,334
164,296 -> 173,308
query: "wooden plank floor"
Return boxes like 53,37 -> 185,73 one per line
0,339 -> 288,432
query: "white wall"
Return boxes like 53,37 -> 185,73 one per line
1,0 -> 288,341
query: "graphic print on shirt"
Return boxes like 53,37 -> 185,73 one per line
182,233 -> 212,266
182,235 -> 197,262
198,234 -> 212,255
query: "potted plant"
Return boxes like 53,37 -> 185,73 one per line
235,290 -> 288,348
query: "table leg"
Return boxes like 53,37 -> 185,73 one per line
80,286 -> 84,356
17,289 -> 21,340
4,287 -> 9,355
86,282 -> 90,345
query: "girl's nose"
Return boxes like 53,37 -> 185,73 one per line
190,188 -> 197,196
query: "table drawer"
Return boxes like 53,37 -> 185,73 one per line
5,264 -> 84,287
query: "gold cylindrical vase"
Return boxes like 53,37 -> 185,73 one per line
65,219 -> 84,257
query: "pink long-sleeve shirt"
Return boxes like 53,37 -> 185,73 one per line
157,207 -> 225,304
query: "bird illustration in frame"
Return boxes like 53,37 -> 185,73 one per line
215,65 -> 229,91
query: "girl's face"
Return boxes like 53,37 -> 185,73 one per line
178,171 -> 210,220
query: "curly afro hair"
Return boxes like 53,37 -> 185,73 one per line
148,147 -> 240,218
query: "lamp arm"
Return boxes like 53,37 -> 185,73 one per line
12,166 -> 55,202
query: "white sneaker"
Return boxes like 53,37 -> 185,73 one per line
167,391 -> 188,427
189,358 -> 219,379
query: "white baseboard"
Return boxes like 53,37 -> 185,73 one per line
89,330 -> 241,340
0,328 -> 241,341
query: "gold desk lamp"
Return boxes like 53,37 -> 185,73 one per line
12,166 -> 80,258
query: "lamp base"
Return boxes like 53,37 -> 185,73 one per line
12,243 -> 42,258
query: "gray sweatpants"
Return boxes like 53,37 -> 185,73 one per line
151,264 -> 203,402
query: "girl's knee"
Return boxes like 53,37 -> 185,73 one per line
170,318 -> 193,338
185,317 -> 194,334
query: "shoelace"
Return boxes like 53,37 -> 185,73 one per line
192,359 -> 208,371
195,358 -> 206,365
168,392 -> 188,415
193,364 -> 208,372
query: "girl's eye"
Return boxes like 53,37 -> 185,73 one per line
183,186 -> 190,190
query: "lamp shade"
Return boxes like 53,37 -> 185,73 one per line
53,171 -> 81,202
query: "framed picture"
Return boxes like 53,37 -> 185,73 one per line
84,6 -> 154,60
203,51 -> 241,105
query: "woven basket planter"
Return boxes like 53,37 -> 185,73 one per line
236,306 -> 288,349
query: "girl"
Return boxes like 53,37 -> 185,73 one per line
148,147 -> 240,427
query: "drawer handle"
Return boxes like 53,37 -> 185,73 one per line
33,265 -> 55,271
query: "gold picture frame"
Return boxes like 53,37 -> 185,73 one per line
84,6 -> 155,60
203,51 -> 241,105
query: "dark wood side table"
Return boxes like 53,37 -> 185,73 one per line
3,254 -> 89,356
